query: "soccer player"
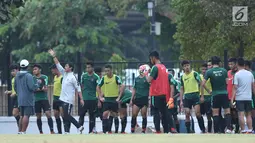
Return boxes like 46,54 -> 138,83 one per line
227,58 -> 239,133
15,59 -> 38,134
168,69 -> 181,133
179,60 -> 206,133
119,89 -> 132,133
4,64 -> 20,132
50,64 -> 63,134
48,49 -> 84,134
200,63 -> 213,133
146,51 -> 170,133
232,58 -> 255,134
33,64 -> 54,134
96,65 -> 125,134
130,67 -> 150,133
202,56 -> 232,133
79,62 -> 100,134
244,60 -> 255,132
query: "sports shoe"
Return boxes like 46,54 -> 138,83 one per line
65,132 -> 70,134
225,129 -> 233,134
78,126 -> 84,134
170,128 -> 178,134
51,131 -> 55,134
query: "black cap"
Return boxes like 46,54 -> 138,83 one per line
50,64 -> 57,69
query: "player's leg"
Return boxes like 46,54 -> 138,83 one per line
20,106 -> 34,134
157,96 -> 169,133
88,100 -> 97,134
222,94 -> 232,133
43,100 -> 54,133
183,98 -> 192,133
212,95 -> 221,133
78,100 -> 87,126
172,109 -> 179,133
12,96 -> 20,129
205,101 -> 213,133
102,102 -> 110,133
119,104 -> 127,133
231,108 -> 239,133
108,112 -> 114,133
236,101 -> 245,133
141,105 -> 148,133
35,101 -> 43,134
251,97 -> 255,132
62,102 -> 83,134
244,101 -> 253,133
168,109 -> 177,133
131,103 -> 140,133
151,96 -> 161,133
53,101 -> 62,134
194,96 -> 205,133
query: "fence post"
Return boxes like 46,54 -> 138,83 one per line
224,49 -> 228,70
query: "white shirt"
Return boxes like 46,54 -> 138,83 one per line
233,69 -> 254,101
56,63 -> 81,104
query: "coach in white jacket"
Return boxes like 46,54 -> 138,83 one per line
48,49 -> 84,134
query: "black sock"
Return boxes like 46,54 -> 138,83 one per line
37,119 -> 43,133
197,116 -> 205,132
79,116 -> 85,126
102,119 -> 108,133
114,117 -> 119,133
15,115 -> 20,126
89,116 -> 95,133
235,118 -> 239,133
131,117 -> 136,133
191,117 -> 195,132
225,114 -> 232,130
48,117 -> 54,132
63,118 -> 70,133
121,116 -> 127,133
142,117 -> 147,133
56,118 -> 62,134
252,117 -> 255,131
153,114 -> 161,132
108,116 -> 113,132
213,116 -> 220,133
208,120 -> 212,133
176,123 -> 180,133
185,122 -> 191,133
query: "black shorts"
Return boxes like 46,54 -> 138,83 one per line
212,94 -> 230,109
133,96 -> 148,109
103,102 -> 118,113
11,96 -> 18,109
53,100 -> 62,111
168,107 -> 178,116
35,100 -> 51,113
200,101 -> 212,115
236,100 -> 253,112
120,103 -> 127,108
20,106 -> 34,116
79,100 -> 97,116
183,97 -> 200,109
151,95 -> 167,116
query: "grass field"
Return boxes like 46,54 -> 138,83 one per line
1,134 -> 255,143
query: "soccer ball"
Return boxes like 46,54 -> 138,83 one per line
138,64 -> 151,76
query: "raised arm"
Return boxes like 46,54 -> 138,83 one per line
48,49 -> 65,75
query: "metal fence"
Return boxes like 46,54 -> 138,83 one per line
0,61 -> 205,116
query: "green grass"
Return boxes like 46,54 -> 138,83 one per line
0,134 -> 254,143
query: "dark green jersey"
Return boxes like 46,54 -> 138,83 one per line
34,74 -> 48,101
121,89 -> 132,103
205,67 -> 228,96
150,66 -> 158,79
133,76 -> 150,98
81,72 -> 100,100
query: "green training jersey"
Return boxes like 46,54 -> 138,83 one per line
34,74 -> 48,101
133,76 -> 150,98
205,67 -> 228,96
81,72 -> 100,100
121,89 -> 132,103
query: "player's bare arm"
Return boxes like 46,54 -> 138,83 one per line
231,85 -> 237,107
199,80 -> 204,103
180,86 -> 184,107
146,76 -> 153,83
116,84 -> 125,102
96,85 -> 104,102
130,88 -> 136,106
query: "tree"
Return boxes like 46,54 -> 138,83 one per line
1,0 -> 127,63
172,0 -> 255,60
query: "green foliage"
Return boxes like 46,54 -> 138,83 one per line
172,0 -> 255,60
1,0 -> 125,63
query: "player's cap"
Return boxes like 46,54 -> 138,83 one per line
20,59 -> 29,68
